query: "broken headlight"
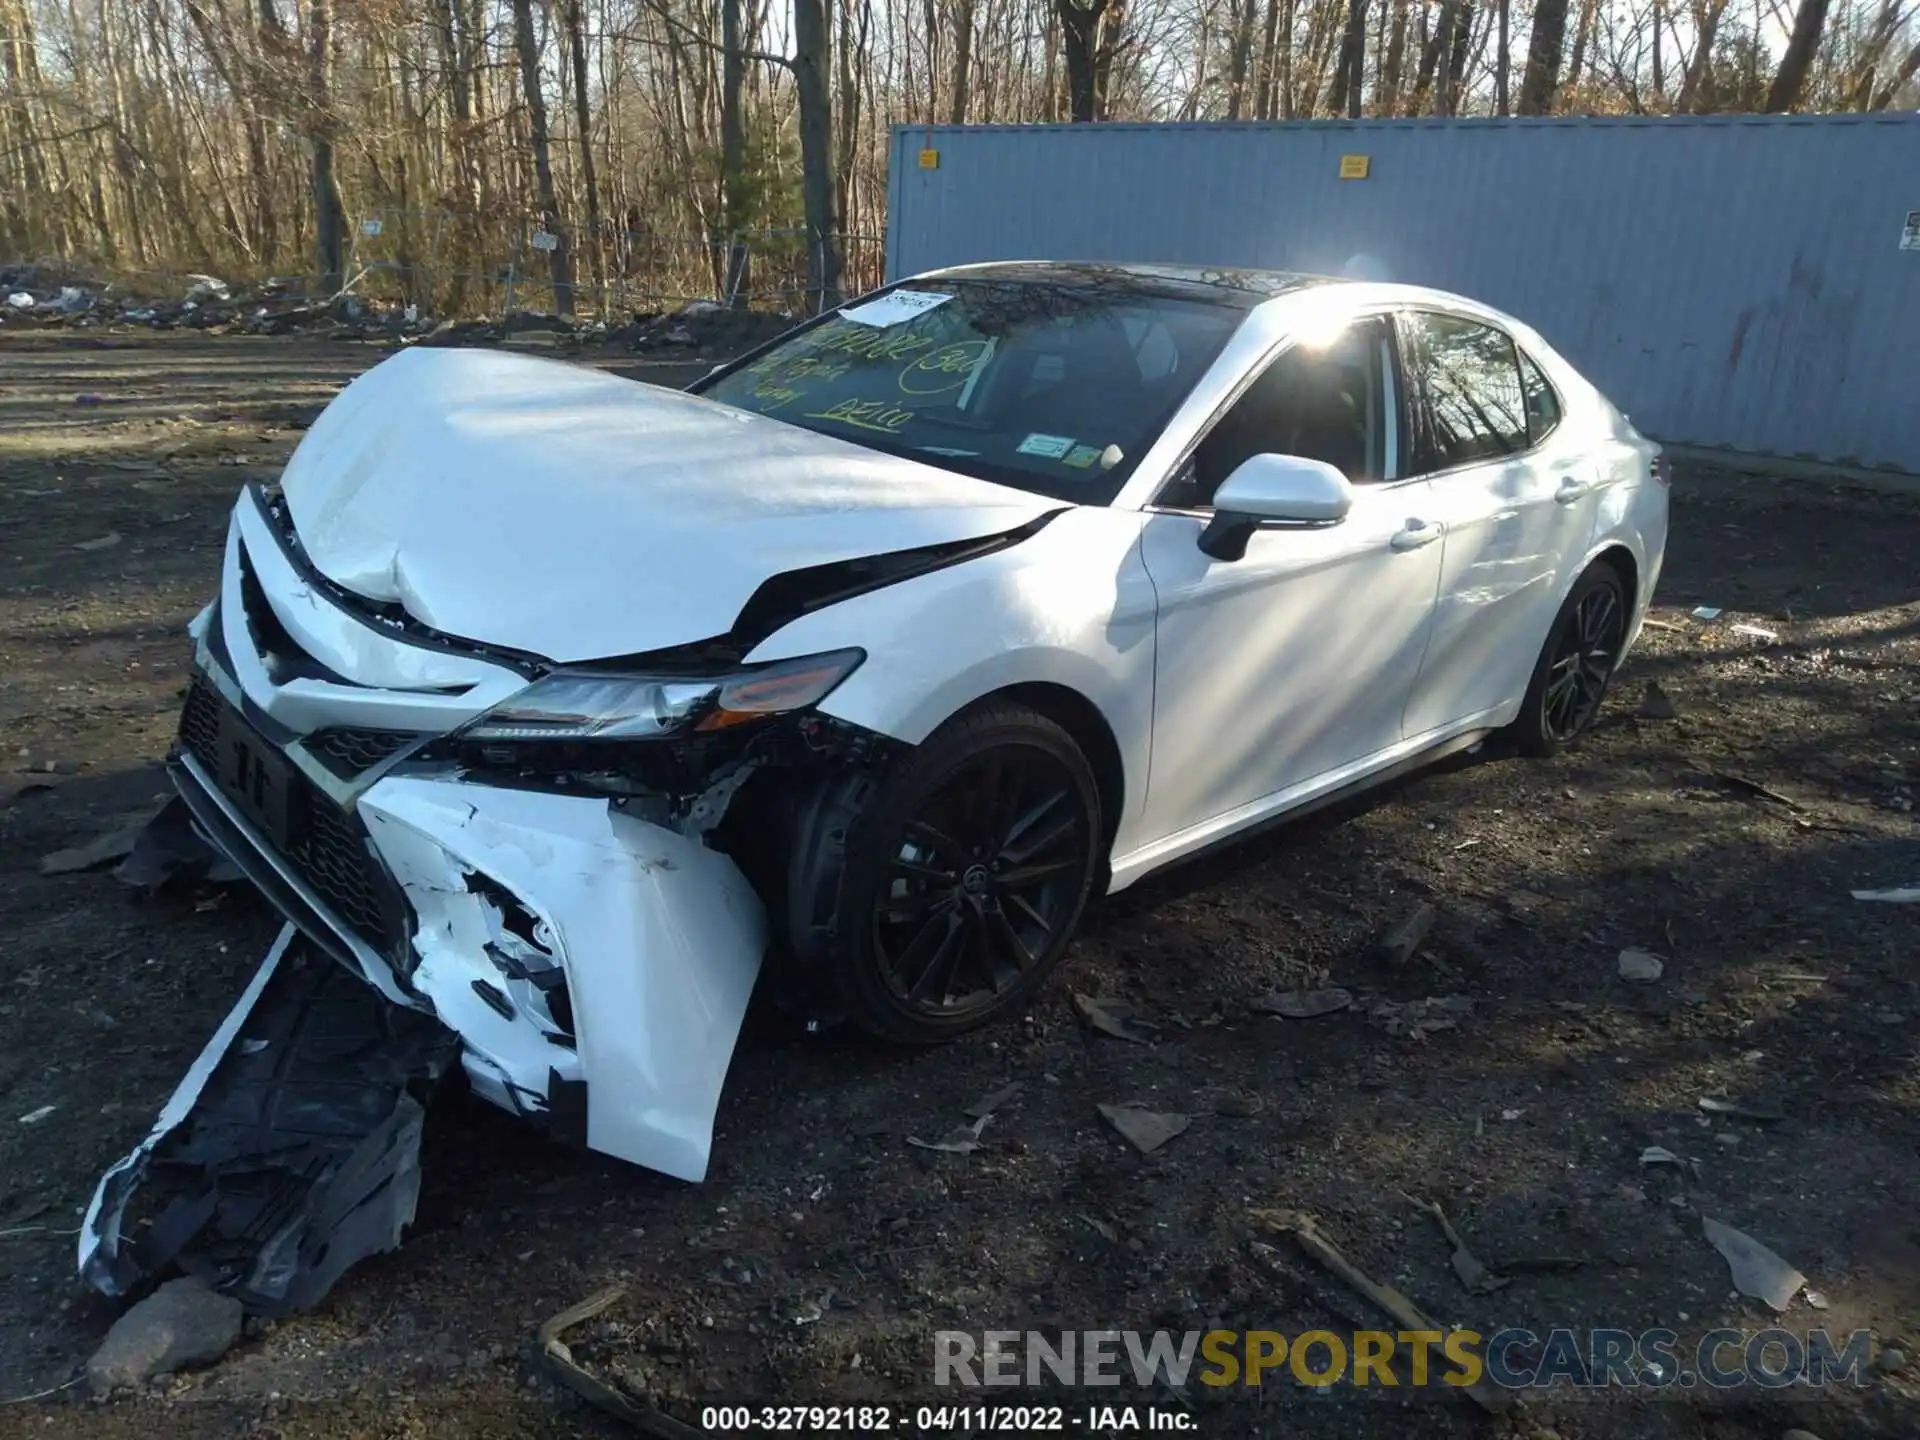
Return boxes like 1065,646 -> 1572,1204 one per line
461,648 -> 865,742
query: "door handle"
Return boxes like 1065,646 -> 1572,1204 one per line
1390,519 -> 1442,551
1555,476 -> 1596,504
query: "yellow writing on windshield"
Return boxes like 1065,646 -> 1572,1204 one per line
898,340 -> 992,396
808,397 -> 916,434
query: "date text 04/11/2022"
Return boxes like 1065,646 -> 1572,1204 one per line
697,1404 -> 1196,1432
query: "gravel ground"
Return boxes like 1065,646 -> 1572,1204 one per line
1,329 -> 1917,1440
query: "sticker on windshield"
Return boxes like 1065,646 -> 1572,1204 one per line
1062,444 -> 1103,469
1016,433 -> 1076,459
839,290 -> 953,328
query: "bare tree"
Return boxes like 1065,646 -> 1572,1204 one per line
1766,0 -> 1835,108
307,0 -> 346,295
1518,0 -> 1571,110
512,0 -> 574,314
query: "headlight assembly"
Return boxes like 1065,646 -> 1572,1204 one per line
460,648 -> 865,742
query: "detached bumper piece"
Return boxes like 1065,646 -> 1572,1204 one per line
79,926 -> 458,1316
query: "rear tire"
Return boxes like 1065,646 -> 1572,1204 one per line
1510,561 -> 1630,758
819,702 -> 1101,1044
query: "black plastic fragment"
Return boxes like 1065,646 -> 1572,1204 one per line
82,937 -> 457,1315
113,795 -> 242,890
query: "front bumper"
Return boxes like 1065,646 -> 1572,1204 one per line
170,493 -> 768,1183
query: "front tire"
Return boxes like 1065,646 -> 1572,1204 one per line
823,702 -> 1102,1044
1511,561 -> 1630,757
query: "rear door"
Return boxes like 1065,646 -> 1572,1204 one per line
1397,311 -> 1604,739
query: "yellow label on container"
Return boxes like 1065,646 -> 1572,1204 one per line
1339,154 -> 1371,179
919,149 -> 941,169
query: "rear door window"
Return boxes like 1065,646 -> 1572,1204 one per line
1404,312 -> 1528,472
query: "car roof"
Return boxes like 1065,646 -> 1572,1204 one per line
912,260 -> 1337,310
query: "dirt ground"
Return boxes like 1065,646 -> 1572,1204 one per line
2,329 -> 1918,1440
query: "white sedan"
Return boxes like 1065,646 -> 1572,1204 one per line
146,262 -> 1668,1182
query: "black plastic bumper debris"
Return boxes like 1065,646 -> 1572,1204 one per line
79,925 -> 457,1315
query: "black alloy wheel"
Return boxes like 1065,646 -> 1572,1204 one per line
1514,562 -> 1630,756
831,703 -> 1101,1043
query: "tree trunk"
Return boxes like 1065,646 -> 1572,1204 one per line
720,0 -> 749,305
1256,0 -> 1284,117
792,0 -> 841,309
511,0 -> 573,314
1227,0 -> 1257,118
1565,0 -> 1596,90
1515,0 -> 1568,112
1764,0 -> 1832,110
1327,0 -> 1367,116
1870,38 -> 1920,107
564,0 -> 605,314
949,0 -> 976,121
308,0 -> 346,295
1494,0 -> 1510,112
1057,0 -> 1110,121
1676,0 -> 1728,110
1440,0 -> 1473,113
1380,0 -> 1408,112
1411,0 -> 1451,111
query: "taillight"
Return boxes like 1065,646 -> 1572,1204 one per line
1650,453 -> 1672,487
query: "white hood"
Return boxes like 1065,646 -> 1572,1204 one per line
279,347 -> 1056,663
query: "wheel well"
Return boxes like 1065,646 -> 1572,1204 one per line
1593,545 -> 1639,608
987,682 -> 1125,847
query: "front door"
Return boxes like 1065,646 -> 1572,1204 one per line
1135,315 -> 1445,851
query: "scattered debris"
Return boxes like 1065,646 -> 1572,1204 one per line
1703,769 -> 1804,811
1098,1103 -> 1190,1154
1640,1145 -> 1683,1167
5,291 -> 33,309
1853,886 -> 1920,903
1404,1194 -> 1509,1294
17,1105 -> 55,1125
1730,623 -> 1779,642
39,811 -> 156,875
1804,1289 -> 1830,1310
80,928 -> 459,1315
182,274 -> 232,303
1364,899 -> 1436,967
1697,1094 -> 1785,1123
964,1081 -> 1024,1121
85,1275 -> 242,1395
1618,948 -> 1666,982
1079,1213 -> 1118,1243
1249,1208 -> 1509,1414
1638,682 -> 1678,719
114,796 -> 242,889
1251,987 -> 1353,1019
906,1114 -> 991,1155
1701,1216 -> 1806,1312
72,531 -> 122,552
1366,994 -> 1472,1038
1073,993 -> 1158,1043
1876,1346 -> 1907,1375
1690,605 -> 1723,620
538,1285 -> 700,1437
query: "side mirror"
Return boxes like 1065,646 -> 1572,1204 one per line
1199,454 -> 1355,561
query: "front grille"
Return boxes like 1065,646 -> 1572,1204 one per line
180,677 -> 222,773
178,677 -> 403,958
307,726 -> 417,780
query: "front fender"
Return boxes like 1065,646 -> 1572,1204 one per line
745,506 -> 1159,855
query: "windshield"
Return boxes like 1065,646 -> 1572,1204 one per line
697,278 -> 1245,503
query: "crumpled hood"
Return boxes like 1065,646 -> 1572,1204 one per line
279,347 -> 1056,663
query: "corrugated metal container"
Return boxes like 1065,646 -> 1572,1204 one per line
886,115 -> 1920,473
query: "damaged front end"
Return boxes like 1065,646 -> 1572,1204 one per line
83,481 -> 907,1312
